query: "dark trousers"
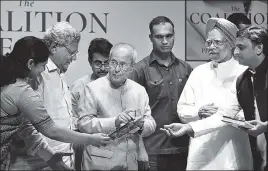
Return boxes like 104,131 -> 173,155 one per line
73,129 -> 84,171
73,143 -> 83,171
148,153 -> 188,171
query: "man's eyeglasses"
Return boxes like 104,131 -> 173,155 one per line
93,60 -> 109,69
109,60 -> 131,70
205,39 -> 227,48
63,45 -> 79,57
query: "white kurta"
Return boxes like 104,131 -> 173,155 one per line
177,58 -> 253,170
77,76 -> 156,170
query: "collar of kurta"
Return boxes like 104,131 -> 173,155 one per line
209,57 -> 247,81
248,56 -> 268,89
148,51 -> 178,67
46,58 -> 61,74
210,57 -> 236,70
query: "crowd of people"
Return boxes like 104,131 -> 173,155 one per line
0,14 -> 267,171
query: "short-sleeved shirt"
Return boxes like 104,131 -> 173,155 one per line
129,52 -> 193,154
0,79 -> 54,170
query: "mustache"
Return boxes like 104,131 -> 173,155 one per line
208,51 -> 219,53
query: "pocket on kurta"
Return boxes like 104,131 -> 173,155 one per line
86,146 -> 116,170
90,146 -> 113,158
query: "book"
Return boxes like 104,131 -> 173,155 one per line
109,117 -> 142,140
222,115 -> 254,129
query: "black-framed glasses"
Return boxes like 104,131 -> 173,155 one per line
109,60 -> 131,70
63,45 -> 79,57
93,60 -> 110,69
205,39 -> 227,48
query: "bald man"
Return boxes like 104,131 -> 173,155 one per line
77,43 -> 156,170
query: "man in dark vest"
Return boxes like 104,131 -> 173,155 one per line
234,25 -> 267,171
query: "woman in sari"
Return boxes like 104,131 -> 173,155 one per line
0,36 -> 111,170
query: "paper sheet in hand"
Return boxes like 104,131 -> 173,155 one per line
222,116 -> 254,129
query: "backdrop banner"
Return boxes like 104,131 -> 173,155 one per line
1,1 -> 185,85
186,0 -> 267,61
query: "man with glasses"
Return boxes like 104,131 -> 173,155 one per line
77,42 -> 156,170
161,18 -> 253,169
71,38 -> 112,117
129,16 -> 192,171
10,21 -> 81,170
70,38 -> 112,170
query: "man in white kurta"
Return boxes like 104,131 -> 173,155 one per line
162,18 -> 253,170
77,43 -> 156,170
177,58 -> 253,169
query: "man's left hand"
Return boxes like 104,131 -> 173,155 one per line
246,120 -> 268,137
198,103 -> 218,119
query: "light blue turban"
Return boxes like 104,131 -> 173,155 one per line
206,17 -> 238,48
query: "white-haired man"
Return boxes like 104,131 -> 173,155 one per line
77,43 -> 156,170
10,21 -> 81,170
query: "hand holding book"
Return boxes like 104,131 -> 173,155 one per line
111,109 -> 144,140
221,115 -> 254,129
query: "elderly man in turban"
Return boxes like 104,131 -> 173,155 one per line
161,18 -> 253,169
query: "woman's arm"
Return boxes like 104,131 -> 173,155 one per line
18,87 -> 111,146
42,123 -> 110,146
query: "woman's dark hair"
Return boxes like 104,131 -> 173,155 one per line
0,36 -> 49,87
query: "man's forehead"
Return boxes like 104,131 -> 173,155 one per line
111,48 -> 131,61
152,23 -> 174,34
207,29 -> 224,40
92,52 -> 109,61
112,46 -> 130,55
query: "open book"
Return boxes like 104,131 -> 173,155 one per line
109,117 -> 142,140
222,115 -> 254,129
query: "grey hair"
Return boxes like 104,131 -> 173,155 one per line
109,42 -> 137,65
43,21 -> 81,49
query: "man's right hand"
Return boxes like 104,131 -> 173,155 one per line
115,109 -> 136,127
198,103 -> 218,119
160,123 -> 193,137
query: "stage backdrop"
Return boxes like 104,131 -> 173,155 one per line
1,1 -> 267,85
186,0 -> 267,62
1,0 -> 185,85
